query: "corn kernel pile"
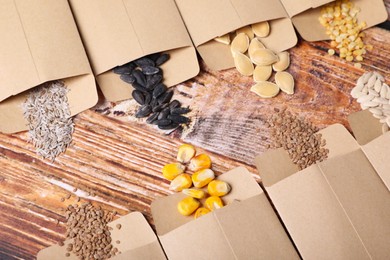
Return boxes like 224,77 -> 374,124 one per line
319,0 -> 372,67
162,144 -> 231,218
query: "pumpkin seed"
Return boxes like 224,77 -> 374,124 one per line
275,71 -> 295,95
250,49 -> 278,66
236,26 -> 254,40
251,21 -> 270,38
253,65 -> 272,82
213,34 -> 231,45
272,52 -> 290,72
231,33 -> 249,54
233,52 -> 254,76
155,54 -> 170,66
250,82 -> 280,98
248,38 -> 265,58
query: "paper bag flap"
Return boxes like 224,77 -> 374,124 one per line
175,0 -> 288,47
348,109 -> 383,145
38,212 -> 165,260
256,123 -> 359,187
0,74 -> 98,134
69,0 -> 193,76
281,0 -> 334,17
0,0 -> 91,102
151,166 -> 262,236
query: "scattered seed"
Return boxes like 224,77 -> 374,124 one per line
236,26 -> 254,40
132,90 -> 145,105
66,194 -> 71,200
155,53 -> 170,66
233,52 -> 254,76
231,33 -> 249,54
171,107 -> 191,115
116,240 -> 120,244
135,105 -> 152,118
275,71 -> 295,95
213,34 -> 231,45
248,38 -> 265,58
158,107 -> 170,120
158,122 -> 180,130
272,52 -> 290,72
116,224 -> 122,230
61,198 -> 65,202
250,49 -> 278,66
250,82 -> 280,98
153,83 -> 167,98
119,74 -> 136,84
132,70 -> 147,87
167,114 -> 190,124
158,90 -> 174,104
251,21 -> 270,37
253,65 -> 272,82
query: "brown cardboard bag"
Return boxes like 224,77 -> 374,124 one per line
69,0 -> 199,102
286,0 -> 389,41
37,212 -> 167,260
151,167 -> 300,260
0,0 -> 98,134
175,0 -> 297,71
255,122 -> 390,259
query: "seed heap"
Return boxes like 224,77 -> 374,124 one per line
113,53 -> 190,130
63,203 -> 119,259
214,22 -> 295,98
319,0 -> 372,68
351,72 -> 390,133
162,144 -> 231,218
267,108 -> 329,170
23,81 -> 74,161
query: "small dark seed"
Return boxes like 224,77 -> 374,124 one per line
155,54 -> 170,66
146,112 -> 159,124
158,122 -> 179,130
158,107 -> 170,120
113,63 -> 135,75
169,100 -> 181,109
150,98 -> 159,108
153,83 -> 167,98
134,57 -> 155,67
120,74 -> 136,84
144,92 -> 152,105
131,82 -> 147,93
132,90 -> 145,105
158,90 -> 173,104
135,105 -> 152,118
171,107 -> 191,115
146,74 -> 163,90
167,114 -> 190,124
147,53 -> 161,62
141,65 -> 159,75
152,103 -> 168,113
132,70 -> 146,87
156,119 -> 172,126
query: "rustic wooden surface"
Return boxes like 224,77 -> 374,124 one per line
0,26 -> 389,259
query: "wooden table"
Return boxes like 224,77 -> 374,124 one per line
0,26 -> 389,259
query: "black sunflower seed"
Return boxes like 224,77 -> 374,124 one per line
158,122 -> 179,130
150,98 -> 159,108
113,62 -> 135,75
132,90 -> 145,105
156,119 -> 172,127
135,105 -> 152,118
155,54 -> 170,66
146,74 -> 163,90
171,107 -> 191,115
158,90 -> 173,104
132,70 -> 146,87
152,103 -> 168,113
147,53 -> 161,62
141,65 -> 159,75
131,82 -> 147,93
134,57 -> 155,67
167,114 -> 190,124
146,112 -> 159,124
158,107 -> 170,120
169,100 -> 181,109
153,83 -> 167,98
120,74 -> 136,84
144,92 -> 152,105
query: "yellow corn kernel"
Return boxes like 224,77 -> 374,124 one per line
176,144 -> 196,163
205,196 -> 224,211
188,154 -> 211,171
194,207 -> 211,219
162,163 -> 185,181
177,197 -> 200,216
170,174 -> 192,192
192,169 -> 215,188
208,180 -> 231,197
182,188 -> 206,199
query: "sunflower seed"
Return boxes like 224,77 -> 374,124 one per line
156,119 -> 172,126
132,70 -> 146,87
135,105 -> 152,118
153,83 -> 167,98
144,92 -> 152,105
113,63 -> 135,75
147,53 -> 161,62
150,98 -> 159,108
158,90 -> 173,104
158,107 -> 170,120
134,57 -> 155,67
152,103 -> 169,113
158,122 -> 179,130
167,114 -> 190,124
132,90 -> 145,105
146,74 -> 163,89
155,54 -> 170,66
169,100 -> 181,109
171,107 -> 191,115
146,112 -> 159,124
120,74 -> 136,84
141,65 -> 159,75
132,82 -> 147,93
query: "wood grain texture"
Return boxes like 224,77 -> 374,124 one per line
0,27 -> 389,259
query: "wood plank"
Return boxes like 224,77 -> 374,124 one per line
0,27 -> 389,259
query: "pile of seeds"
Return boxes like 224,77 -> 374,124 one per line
62,203 -> 120,259
351,71 -> 390,133
23,81 -> 74,161
266,108 -> 329,170
214,21 -> 295,98
113,53 -> 190,130
319,0 -> 372,68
